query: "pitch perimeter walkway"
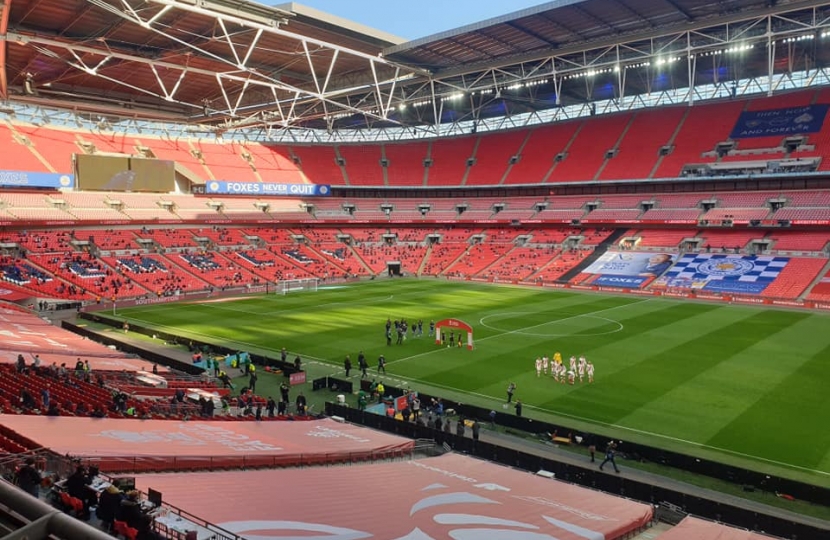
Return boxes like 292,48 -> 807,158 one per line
78,319 -> 830,532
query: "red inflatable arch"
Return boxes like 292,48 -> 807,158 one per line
434,318 -> 474,350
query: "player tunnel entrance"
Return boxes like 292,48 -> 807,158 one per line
386,261 -> 401,277
435,318 -> 474,350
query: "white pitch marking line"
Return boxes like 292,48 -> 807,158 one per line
118,303 -> 829,477
354,369 -> 830,478
479,311 -> 624,337
385,298 -> 653,367
199,293 -> 397,316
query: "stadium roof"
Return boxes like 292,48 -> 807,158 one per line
1,0 -> 418,122
384,0 -> 780,72
1,0 -> 829,134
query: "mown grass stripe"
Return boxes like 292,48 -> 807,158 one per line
544,309 -> 810,428
706,338 -> 830,470
615,312 -> 830,444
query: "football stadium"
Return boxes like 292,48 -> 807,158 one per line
0,0 -> 829,539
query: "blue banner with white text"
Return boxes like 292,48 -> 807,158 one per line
729,105 -> 828,139
0,171 -> 74,189
592,275 -> 649,288
205,181 -> 331,197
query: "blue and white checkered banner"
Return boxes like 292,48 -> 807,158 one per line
655,254 -> 789,294
205,181 -> 331,196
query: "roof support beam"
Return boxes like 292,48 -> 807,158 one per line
141,0 -> 430,76
425,0 -> 830,80
4,32 -> 408,128
71,0 -> 424,124
0,0 -> 10,99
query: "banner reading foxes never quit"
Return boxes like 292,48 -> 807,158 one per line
583,251 -> 677,289
729,104 -> 828,139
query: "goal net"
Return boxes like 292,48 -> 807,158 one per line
276,278 -> 319,295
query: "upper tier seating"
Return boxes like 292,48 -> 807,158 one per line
653,100 -> 746,178
243,144 -> 304,183
427,138 -> 477,186
466,131 -> 526,186
83,130 -> 134,154
339,145 -> 385,186
140,137 -> 210,179
14,125 -> 81,173
291,146 -> 345,185
1,89 -> 829,187
192,140 -> 257,183
0,123 -> 49,172
600,107 -> 687,180
504,123 -> 580,185
551,113 -> 633,182
384,142 -> 428,187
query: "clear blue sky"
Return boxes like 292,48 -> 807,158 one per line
275,1 -> 547,41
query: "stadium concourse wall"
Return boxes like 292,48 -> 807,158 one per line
326,404 -> 828,539
3,214 -> 830,228
71,312 -> 304,377
42,272 -> 830,318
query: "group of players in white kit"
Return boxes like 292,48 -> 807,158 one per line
535,352 -> 594,384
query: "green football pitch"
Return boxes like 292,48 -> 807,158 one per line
116,279 -> 830,486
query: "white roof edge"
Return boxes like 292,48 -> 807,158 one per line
383,0 -> 587,55
274,2 -> 407,45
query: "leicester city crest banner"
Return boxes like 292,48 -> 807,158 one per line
654,254 -> 789,294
